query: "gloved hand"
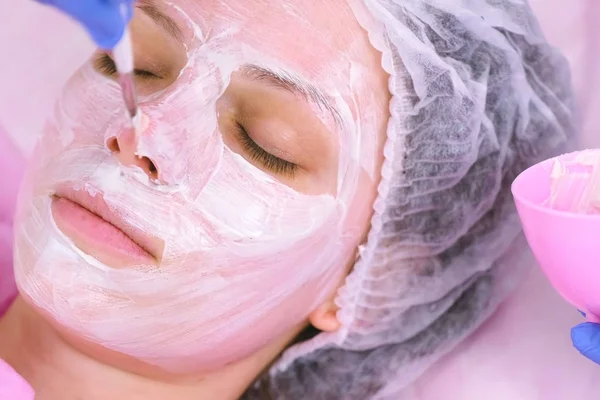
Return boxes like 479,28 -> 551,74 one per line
571,313 -> 600,364
35,0 -> 134,49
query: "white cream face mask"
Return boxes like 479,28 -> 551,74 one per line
13,0 -> 385,373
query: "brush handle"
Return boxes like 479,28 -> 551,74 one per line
35,0 -> 134,49
113,27 -> 134,75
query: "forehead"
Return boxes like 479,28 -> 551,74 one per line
163,0 -> 368,82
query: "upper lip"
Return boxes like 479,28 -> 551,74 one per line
54,184 -> 161,261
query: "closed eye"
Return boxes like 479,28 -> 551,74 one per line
94,54 -> 161,80
234,123 -> 298,177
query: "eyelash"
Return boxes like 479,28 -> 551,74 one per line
235,123 -> 298,177
94,54 -> 159,79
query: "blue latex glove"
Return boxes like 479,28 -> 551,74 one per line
572,312 -> 600,364
36,0 -> 134,49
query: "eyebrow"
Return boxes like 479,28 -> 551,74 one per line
240,65 -> 344,130
130,5 -> 343,129
136,0 -> 184,42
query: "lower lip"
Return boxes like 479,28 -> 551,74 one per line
51,197 -> 154,267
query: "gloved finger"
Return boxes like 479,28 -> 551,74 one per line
105,0 -> 135,21
86,3 -> 134,49
66,2 -> 128,49
33,0 -> 132,49
106,0 -> 134,5
35,0 -> 133,8
571,322 -> 600,364
121,0 -> 134,25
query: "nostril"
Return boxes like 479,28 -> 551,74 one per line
107,137 -> 120,153
147,158 -> 157,176
138,156 -> 158,179
106,136 -> 158,180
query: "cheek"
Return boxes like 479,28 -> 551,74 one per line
57,67 -> 125,142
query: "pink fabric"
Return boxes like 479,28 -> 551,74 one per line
0,127 -> 30,399
0,359 -> 34,400
0,126 -> 23,316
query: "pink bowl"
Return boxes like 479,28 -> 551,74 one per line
512,150 -> 600,322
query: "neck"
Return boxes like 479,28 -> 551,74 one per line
0,296 -> 294,400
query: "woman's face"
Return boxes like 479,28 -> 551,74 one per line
13,0 -> 389,373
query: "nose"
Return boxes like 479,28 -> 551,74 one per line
106,129 -> 158,180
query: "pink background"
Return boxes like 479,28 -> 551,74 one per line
0,1 -> 599,398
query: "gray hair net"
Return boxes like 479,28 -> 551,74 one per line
242,0 -> 576,398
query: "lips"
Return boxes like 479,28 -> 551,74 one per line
51,185 -> 162,268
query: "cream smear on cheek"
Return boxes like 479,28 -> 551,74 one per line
13,2 -> 380,373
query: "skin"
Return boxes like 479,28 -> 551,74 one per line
0,0 -> 390,398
